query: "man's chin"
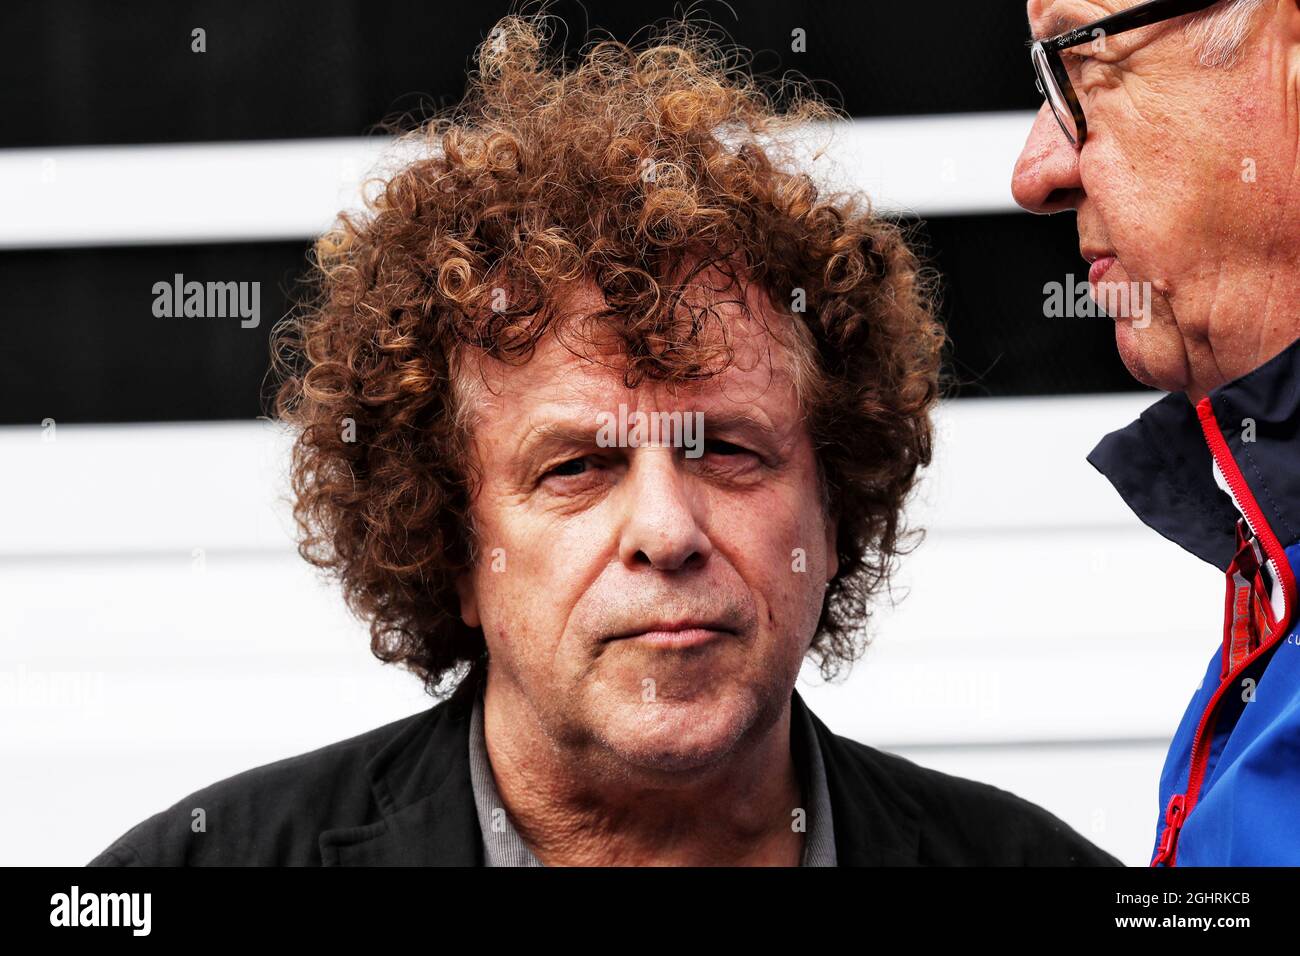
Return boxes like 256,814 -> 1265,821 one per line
1115,321 -> 1183,393
589,685 -> 760,774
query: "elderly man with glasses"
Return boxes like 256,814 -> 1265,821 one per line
1013,0 -> 1300,866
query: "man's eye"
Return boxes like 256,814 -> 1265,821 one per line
1061,50 -> 1090,77
701,440 -> 763,466
543,456 -> 591,480
706,440 -> 750,456
540,443 -> 755,485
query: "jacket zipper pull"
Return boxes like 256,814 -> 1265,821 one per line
1151,793 -> 1187,866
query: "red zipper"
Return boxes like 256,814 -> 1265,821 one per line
1152,794 -> 1186,865
1151,399 -> 1299,866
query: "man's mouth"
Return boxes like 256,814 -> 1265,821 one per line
611,628 -> 731,650
1085,252 -> 1117,287
603,616 -> 736,649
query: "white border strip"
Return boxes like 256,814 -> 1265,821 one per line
0,112 -> 1036,249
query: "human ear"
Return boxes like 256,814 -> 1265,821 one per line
454,570 -> 481,628
823,508 -> 839,582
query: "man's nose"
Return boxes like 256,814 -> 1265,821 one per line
618,449 -> 711,572
1011,102 -> 1084,214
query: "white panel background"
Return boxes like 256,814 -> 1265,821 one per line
0,113 -> 1210,867
0,393 -> 1219,866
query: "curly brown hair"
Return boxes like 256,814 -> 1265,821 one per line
269,9 -> 945,698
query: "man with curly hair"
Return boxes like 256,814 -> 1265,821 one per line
90,15 -> 1119,867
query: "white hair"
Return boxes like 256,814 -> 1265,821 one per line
1183,0 -> 1270,67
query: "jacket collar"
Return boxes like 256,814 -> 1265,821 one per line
318,658 -> 486,865
1087,333 -> 1300,571
320,658 -> 921,865
794,690 -> 921,865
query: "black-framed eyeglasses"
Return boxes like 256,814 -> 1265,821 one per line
1027,0 -> 1223,148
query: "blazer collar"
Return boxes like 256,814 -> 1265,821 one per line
1087,333 -> 1300,571
318,658 -> 486,866
793,689 -> 921,865
321,659 -> 921,866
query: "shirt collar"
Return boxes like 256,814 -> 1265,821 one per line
468,677 -> 838,866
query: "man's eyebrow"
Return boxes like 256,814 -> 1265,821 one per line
517,408 -> 781,456
698,410 -> 783,440
1028,11 -> 1088,42
516,418 -> 599,458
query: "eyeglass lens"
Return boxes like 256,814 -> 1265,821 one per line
1031,43 -> 1079,146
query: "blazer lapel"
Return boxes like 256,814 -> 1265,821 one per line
792,690 -> 921,865
319,661 -> 486,866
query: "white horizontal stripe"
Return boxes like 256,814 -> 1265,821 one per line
0,392 -> 1158,557
788,111 -> 1036,218
0,137 -> 390,248
0,523 -> 1216,744
0,112 -> 1037,248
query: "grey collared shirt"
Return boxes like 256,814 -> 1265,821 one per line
468,683 -> 837,866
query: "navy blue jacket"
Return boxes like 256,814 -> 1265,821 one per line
1090,334 -> 1300,865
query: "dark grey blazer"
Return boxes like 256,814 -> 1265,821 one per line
88,662 -> 1122,867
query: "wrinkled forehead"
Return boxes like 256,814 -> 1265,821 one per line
453,273 -> 817,433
